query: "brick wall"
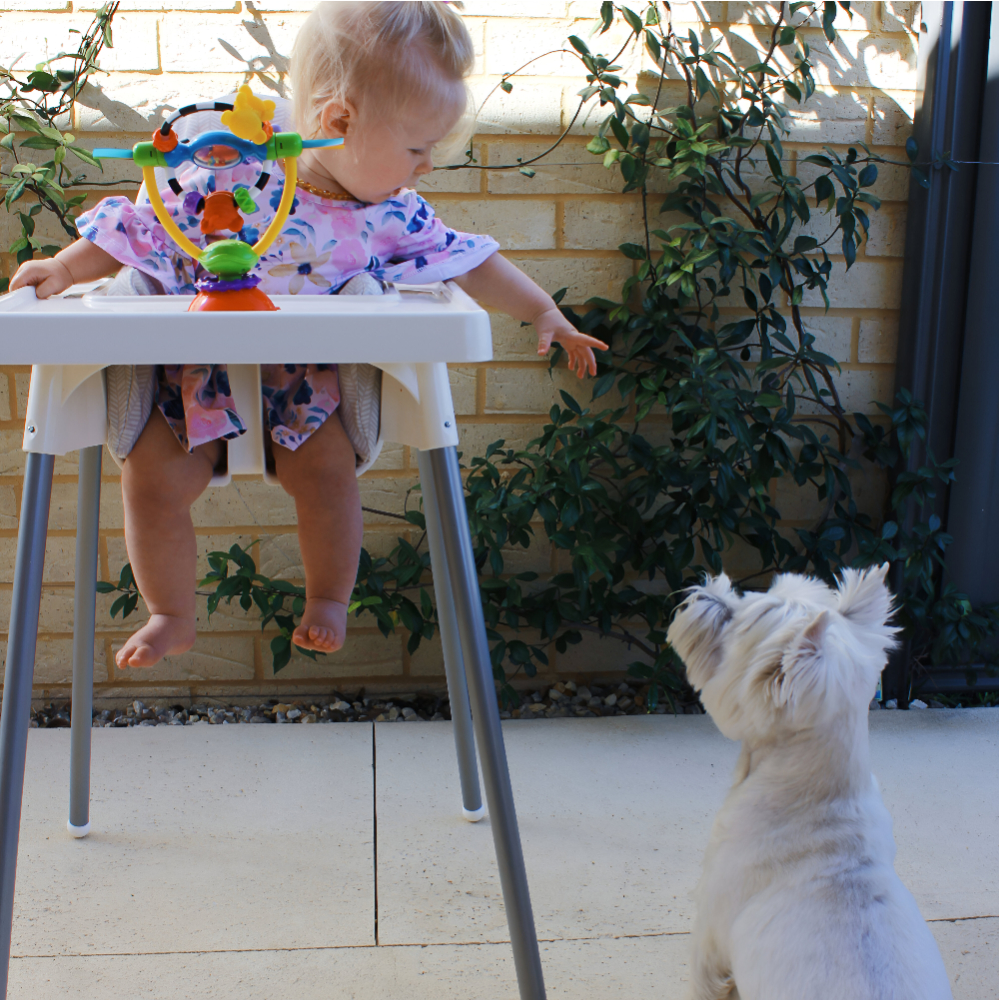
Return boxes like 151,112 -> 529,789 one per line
0,1 -> 921,705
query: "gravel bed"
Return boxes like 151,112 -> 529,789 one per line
25,680 -> 701,729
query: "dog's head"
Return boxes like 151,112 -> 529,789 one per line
666,565 -> 897,742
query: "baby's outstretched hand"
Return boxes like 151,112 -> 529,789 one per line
8,257 -> 74,299
534,307 -> 608,379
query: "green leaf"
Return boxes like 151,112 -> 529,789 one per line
793,235 -> 818,253
568,35 -> 591,56
619,6 -> 643,34
619,242 -> 647,259
586,134 -> 610,155
905,136 -> 918,162
500,80 -> 513,94
518,166 -> 536,178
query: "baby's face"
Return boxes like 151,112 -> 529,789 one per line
311,91 -> 464,204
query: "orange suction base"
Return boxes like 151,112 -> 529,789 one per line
187,286 -> 278,312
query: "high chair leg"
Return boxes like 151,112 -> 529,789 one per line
0,452 -> 54,999
69,446 -> 102,839
415,448 -> 484,822
424,447 -> 546,1000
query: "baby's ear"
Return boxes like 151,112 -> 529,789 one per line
836,564 -> 898,651
770,610 -> 831,721
666,574 -> 737,691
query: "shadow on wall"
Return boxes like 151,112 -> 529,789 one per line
72,1 -> 918,152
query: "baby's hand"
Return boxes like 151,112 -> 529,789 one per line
8,257 -> 74,299
534,306 -> 608,379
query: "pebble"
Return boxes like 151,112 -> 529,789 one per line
910,699 -> 927,709
18,680 -> 713,733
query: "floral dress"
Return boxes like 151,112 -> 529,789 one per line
75,162 -> 499,452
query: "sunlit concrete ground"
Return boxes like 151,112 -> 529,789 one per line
8,710 -> 997,998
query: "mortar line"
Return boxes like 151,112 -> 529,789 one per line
9,928 -> 701,960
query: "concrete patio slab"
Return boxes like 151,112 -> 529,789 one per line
13,726 -> 375,956
7,709 -> 996,999
375,715 -> 738,944
6,919 -> 997,999
376,710 -> 998,946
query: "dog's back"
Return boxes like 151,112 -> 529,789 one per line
669,567 -> 954,1000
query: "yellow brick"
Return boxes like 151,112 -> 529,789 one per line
0,12 -> 158,73
873,92 -> 916,146
882,2 -> 920,33
0,376 -> 9,422
265,630 -> 403,680
490,313 -> 547,363
426,198 -> 556,251
416,146 -> 484,195
502,254 -> 633,304
562,199 -> 645,251
485,364 -> 584,414
449,365 -> 479,416
359,477 -> 420,524
158,12 -> 303,73
75,73 -> 244,131
14,372 -> 28,420
0,484 -> 17,530
486,140 -> 620,196
408,632 -> 445,678
0,534 -> 78,583
554,631 -> 633,676
864,205 -> 907,257
112,634 -> 256,683
365,441 -> 407,473
858,318 -> 898,364
802,260 -> 903,310
456,420 -> 547,458
796,368 -> 896,416
471,78 -> 565,136
786,90 -> 869,145
0,637 -> 104,686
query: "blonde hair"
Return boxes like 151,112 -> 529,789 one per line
291,1 -> 475,144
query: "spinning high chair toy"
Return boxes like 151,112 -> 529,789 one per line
0,92 -> 547,999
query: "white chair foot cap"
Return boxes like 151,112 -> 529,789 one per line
67,820 -> 90,839
462,805 -> 486,823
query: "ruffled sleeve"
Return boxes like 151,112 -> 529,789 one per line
75,183 -> 203,293
376,191 -> 498,285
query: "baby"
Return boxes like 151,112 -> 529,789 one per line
9,1 -> 605,670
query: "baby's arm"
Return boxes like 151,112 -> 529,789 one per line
452,253 -> 607,378
9,238 -> 121,299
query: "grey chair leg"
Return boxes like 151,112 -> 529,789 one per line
425,447 -> 546,1000
0,452 -> 54,999
415,448 -> 484,821
69,446 -> 102,838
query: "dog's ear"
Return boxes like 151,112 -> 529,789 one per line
836,564 -> 897,651
769,610 -> 831,721
667,574 -> 736,690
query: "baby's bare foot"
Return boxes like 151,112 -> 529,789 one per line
292,598 -> 348,653
116,614 -> 197,669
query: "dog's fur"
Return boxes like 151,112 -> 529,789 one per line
667,566 -> 952,1000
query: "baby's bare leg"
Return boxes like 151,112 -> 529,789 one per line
117,409 -> 220,668
273,411 -> 362,653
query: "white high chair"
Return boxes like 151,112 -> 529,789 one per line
0,281 -> 547,999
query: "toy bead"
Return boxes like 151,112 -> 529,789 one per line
201,191 -> 243,234
152,128 -> 178,152
233,187 -> 258,214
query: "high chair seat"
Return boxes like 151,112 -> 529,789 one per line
0,281 -> 548,1000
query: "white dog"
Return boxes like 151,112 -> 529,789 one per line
667,565 -> 953,1000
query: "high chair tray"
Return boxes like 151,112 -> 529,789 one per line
0,281 -> 492,365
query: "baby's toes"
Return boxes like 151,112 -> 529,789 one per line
309,626 -> 341,651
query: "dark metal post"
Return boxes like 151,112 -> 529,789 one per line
415,448 -> 484,821
426,447 -> 546,1000
887,0 -> 997,703
0,452 -> 54,997
69,445 -> 102,837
